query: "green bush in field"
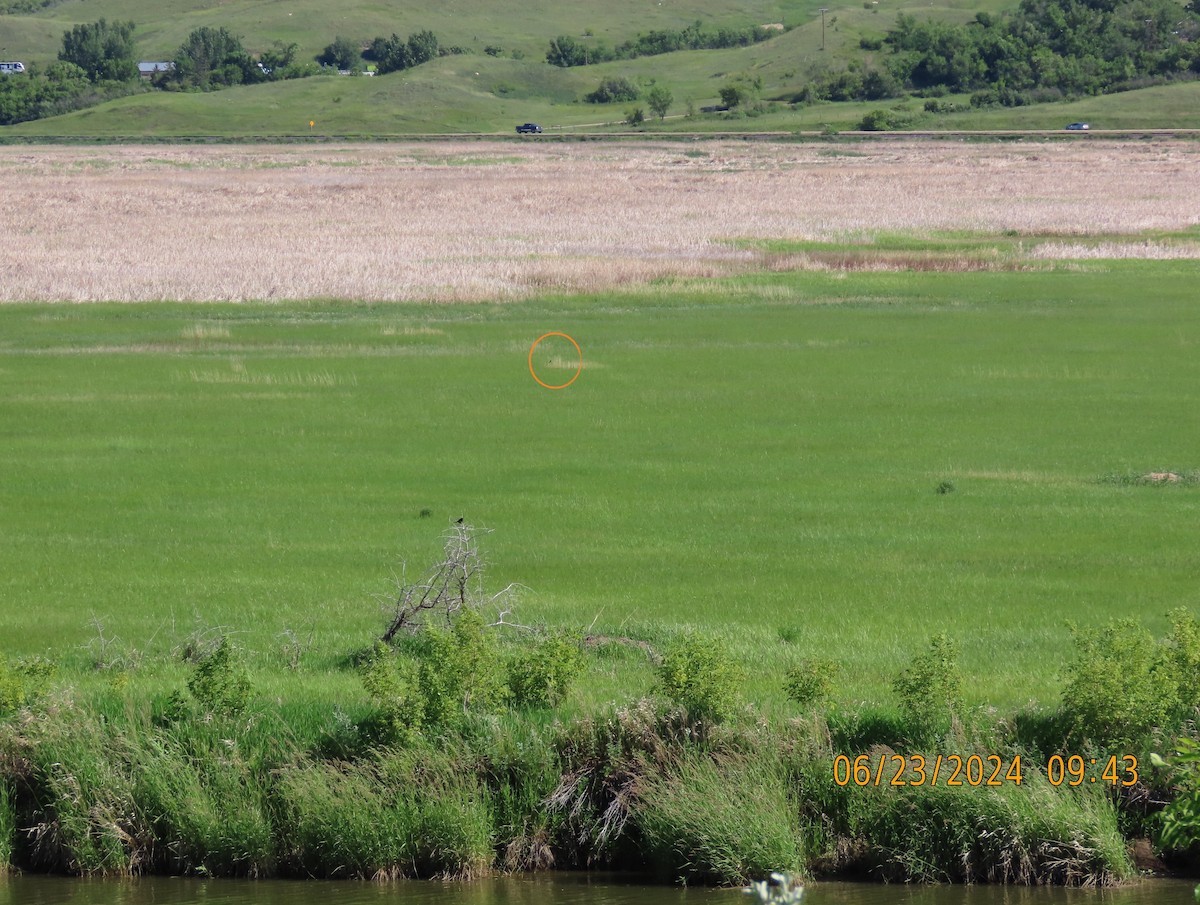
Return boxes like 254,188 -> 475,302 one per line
414,608 -> 508,727
584,76 -> 639,104
187,638 -> 251,717
358,642 -> 425,740
892,633 -> 963,746
784,658 -> 840,708
1153,737 -> 1200,856
507,634 -> 584,708
657,633 -> 743,724
0,654 -> 55,716
1062,609 -> 1200,747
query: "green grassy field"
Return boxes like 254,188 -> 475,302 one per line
3,256 -> 1199,719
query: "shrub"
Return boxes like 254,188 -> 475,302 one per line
858,108 -> 893,131
1154,737 -> 1200,857
785,657 -> 840,708
1061,616 -> 1185,748
645,85 -> 673,120
1065,607 -> 1195,748
584,76 -> 639,103
187,638 -> 251,717
413,608 -> 507,727
892,633 -> 962,746
657,633 -> 743,723
358,642 -> 424,741
625,106 -> 645,126
507,634 -> 584,708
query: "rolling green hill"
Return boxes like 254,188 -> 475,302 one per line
2,0 -> 1199,137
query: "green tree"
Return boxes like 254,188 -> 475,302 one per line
718,83 -> 747,108
645,84 -> 673,120
406,29 -> 440,66
59,19 -> 137,82
319,35 -> 360,70
258,41 -> 298,77
173,26 -> 260,89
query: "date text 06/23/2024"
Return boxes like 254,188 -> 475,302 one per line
832,753 -> 1139,788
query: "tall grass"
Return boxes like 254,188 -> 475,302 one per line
276,744 -> 493,879
2,143 -> 1200,301
635,749 -> 805,885
0,779 -> 14,874
827,762 -> 1133,885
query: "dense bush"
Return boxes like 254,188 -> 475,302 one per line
1062,609 -> 1200,747
1155,737 -> 1200,858
507,635 -> 583,708
784,657 -> 840,708
163,26 -> 263,90
367,30 -> 441,74
584,76 -> 640,103
892,633 -> 963,745
657,633 -> 743,723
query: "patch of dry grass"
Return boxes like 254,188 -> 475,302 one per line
3,141 -> 1200,302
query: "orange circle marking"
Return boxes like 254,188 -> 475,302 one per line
528,332 -> 582,390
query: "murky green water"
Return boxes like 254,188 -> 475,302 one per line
1,876 -> 1196,905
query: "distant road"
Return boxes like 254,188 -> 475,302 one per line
5,128 -> 1200,144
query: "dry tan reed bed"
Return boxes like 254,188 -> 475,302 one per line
2,141 -> 1200,302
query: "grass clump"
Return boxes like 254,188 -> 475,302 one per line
849,767 -> 1132,884
276,744 -> 493,879
635,750 -> 804,885
0,780 -> 13,875
129,727 -> 274,876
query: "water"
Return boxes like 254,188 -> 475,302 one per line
1,876 -> 1196,905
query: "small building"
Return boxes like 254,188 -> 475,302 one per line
138,61 -> 175,79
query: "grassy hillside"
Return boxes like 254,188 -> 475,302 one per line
4,0 -> 1198,134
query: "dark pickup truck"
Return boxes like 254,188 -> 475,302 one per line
515,123 -> 543,134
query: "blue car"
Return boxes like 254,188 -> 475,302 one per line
1065,122 -> 1089,131
516,123 -> 543,134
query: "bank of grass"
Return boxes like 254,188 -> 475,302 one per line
0,684 -> 1142,884
1,252 -> 1199,882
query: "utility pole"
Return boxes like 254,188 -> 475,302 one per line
819,8 -> 829,51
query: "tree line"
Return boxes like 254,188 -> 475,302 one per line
820,0 -> 1200,108
0,19 -> 456,125
546,21 -> 780,67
